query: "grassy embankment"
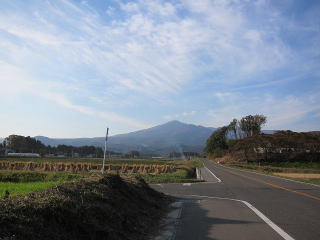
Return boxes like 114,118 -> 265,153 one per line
222,161 -> 320,185
0,158 -> 203,196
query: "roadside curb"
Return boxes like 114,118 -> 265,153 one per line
154,201 -> 182,240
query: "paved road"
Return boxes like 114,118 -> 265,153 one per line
152,159 -> 320,240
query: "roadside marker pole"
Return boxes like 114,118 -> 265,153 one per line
101,128 -> 109,174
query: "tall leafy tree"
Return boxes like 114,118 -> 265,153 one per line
205,126 -> 228,156
239,115 -> 266,137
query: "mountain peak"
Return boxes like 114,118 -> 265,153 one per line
165,120 -> 184,125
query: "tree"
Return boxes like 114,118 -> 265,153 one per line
228,119 -> 238,139
205,126 -> 229,157
5,135 -> 45,153
252,114 -> 267,136
239,115 -> 267,137
0,142 -> 5,156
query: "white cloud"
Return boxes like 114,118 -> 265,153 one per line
164,111 -> 196,120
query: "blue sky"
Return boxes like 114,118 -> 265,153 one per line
0,0 -> 319,138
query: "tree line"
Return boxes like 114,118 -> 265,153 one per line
1,135 -> 108,158
1,135 -> 145,158
205,115 -> 320,163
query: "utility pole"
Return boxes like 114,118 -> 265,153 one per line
101,128 -> 109,174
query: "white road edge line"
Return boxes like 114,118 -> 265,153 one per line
204,166 -> 222,183
217,163 -> 320,188
241,201 -> 294,240
179,194 -> 295,240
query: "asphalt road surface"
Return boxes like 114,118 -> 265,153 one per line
151,159 -> 320,240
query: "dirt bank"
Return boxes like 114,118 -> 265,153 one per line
0,174 -> 171,240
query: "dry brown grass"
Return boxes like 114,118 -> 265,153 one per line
0,161 -> 176,174
273,173 -> 320,179
214,155 -> 239,163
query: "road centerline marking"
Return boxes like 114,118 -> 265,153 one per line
224,169 -> 320,201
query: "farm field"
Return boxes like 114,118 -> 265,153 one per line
0,158 -> 203,196
0,171 -> 82,197
0,181 -> 62,197
0,157 -> 175,165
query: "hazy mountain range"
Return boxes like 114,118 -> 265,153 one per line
2,121 -> 277,154
35,121 -> 216,154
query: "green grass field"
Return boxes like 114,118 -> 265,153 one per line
0,171 -> 82,197
0,170 -> 81,182
0,181 -> 64,197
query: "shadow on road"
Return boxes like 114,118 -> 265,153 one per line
175,198 -> 259,240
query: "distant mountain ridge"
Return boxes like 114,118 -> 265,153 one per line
35,121 -> 216,154
2,122 -> 278,155
33,121 -> 281,155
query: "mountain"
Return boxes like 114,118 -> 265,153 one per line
35,121 -> 216,154
34,136 -> 104,148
